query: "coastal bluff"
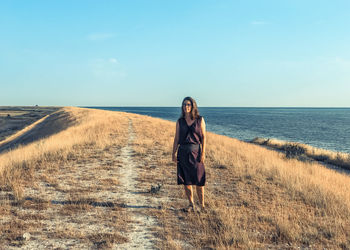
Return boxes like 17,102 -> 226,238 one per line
0,107 -> 349,248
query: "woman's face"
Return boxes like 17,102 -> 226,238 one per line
182,100 -> 192,114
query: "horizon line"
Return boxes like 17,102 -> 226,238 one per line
82,106 -> 350,109
1,105 -> 350,109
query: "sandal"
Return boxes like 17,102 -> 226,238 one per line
182,203 -> 195,213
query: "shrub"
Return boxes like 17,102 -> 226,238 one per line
284,143 -> 306,159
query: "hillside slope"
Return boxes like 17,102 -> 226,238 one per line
0,107 -> 349,249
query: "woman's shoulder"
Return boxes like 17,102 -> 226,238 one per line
196,115 -> 204,124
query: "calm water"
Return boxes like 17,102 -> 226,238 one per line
85,107 -> 350,153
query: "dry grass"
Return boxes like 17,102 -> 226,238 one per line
1,107 -> 350,248
49,223 -> 128,248
128,113 -> 350,249
252,137 -> 350,170
0,107 -> 128,199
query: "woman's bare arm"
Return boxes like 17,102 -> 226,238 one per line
201,117 -> 206,163
172,121 -> 180,162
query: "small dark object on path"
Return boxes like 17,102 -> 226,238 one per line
150,184 -> 162,194
182,204 -> 195,213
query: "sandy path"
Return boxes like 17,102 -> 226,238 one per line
117,119 -> 158,249
2,126 -> 130,248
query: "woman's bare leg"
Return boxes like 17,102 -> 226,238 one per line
196,186 -> 205,208
183,185 -> 194,205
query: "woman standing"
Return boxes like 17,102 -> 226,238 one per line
172,97 -> 206,211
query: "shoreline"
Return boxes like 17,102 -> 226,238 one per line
250,137 -> 350,172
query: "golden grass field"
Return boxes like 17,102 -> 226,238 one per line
0,107 -> 350,249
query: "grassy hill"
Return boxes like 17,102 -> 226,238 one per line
0,107 -> 349,248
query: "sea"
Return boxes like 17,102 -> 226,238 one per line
85,107 -> 350,154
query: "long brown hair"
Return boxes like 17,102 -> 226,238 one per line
181,96 -> 200,120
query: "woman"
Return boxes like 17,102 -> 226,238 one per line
172,97 -> 206,211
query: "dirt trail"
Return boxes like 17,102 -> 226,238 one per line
117,119 -> 158,249
10,146 -> 129,249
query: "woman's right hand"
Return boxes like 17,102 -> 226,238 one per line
172,153 -> 177,163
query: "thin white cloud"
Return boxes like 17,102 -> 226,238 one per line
90,58 -> 126,80
251,20 -> 268,25
87,33 -> 115,41
333,56 -> 350,67
109,58 -> 119,64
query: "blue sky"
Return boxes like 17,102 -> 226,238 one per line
1,0 -> 349,107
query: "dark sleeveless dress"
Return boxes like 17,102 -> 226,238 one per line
177,116 -> 206,186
